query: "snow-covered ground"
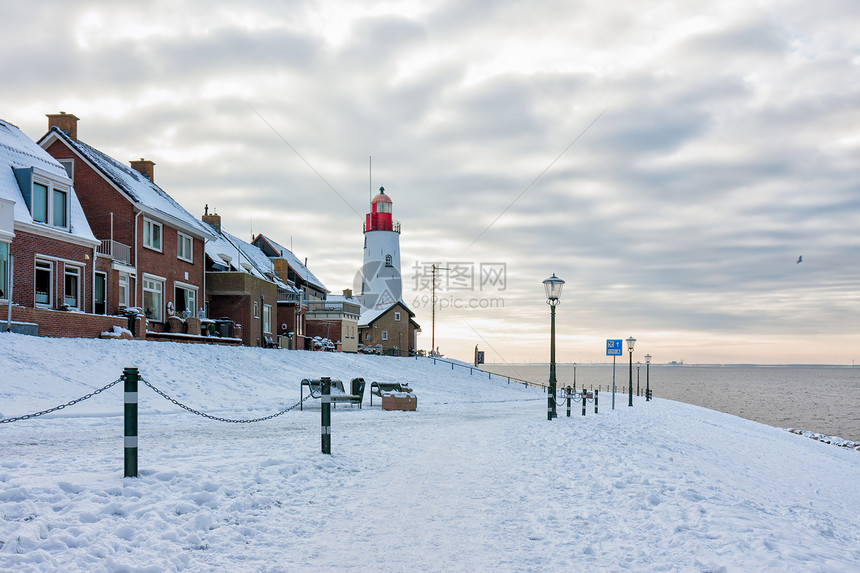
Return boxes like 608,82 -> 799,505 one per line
2,333 -> 859,572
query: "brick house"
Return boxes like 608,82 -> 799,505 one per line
251,233 -> 326,349
358,301 -> 420,356
305,289 -> 361,353
39,113 -> 213,334
201,208 -> 302,347
1,117 -> 129,337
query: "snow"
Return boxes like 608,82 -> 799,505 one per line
0,119 -> 97,243
1,332 -> 859,572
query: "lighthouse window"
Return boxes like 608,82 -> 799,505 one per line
385,254 -> 392,267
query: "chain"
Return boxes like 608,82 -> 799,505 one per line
140,377 -> 310,423
0,378 -> 123,424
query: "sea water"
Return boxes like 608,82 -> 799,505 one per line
483,363 -> 860,441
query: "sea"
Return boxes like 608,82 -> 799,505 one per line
483,363 -> 860,442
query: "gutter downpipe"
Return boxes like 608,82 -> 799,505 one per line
5,255 -> 12,331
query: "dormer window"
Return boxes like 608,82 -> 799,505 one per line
13,168 -> 71,231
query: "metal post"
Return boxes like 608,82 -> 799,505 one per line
628,350 -> 634,407
123,367 -> 139,478
646,362 -> 651,401
5,255 -> 13,331
321,377 -> 331,455
581,389 -> 586,416
566,386 -> 571,417
595,389 -> 598,414
548,303 -> 558,420
611,355 -> 616,410
637,364 -> 640,396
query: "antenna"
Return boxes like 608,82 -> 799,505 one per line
369,155 -> 372,206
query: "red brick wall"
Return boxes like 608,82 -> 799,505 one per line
1,304 -> 128,338
9,229 -> 94,312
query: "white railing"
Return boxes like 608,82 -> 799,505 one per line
97,239 -> 133,265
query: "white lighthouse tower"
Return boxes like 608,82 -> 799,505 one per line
360,186 -> 402,310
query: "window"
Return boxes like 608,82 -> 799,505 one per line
365,332 -> 370,342
0,242 -> 9,300
143,276 -> 164,321
53,188 -> 68,228
118,272 -> 129,307
263,304 -> 272,334
32,183 -> 48,223
94,272 -> 107,315
59,159 -> 73,180
394,311 -> 401,322
253,301 -> 259,318
35,260 -> 52,306
64,266 -> 81,309
381,330 -> 388,341
30,181 -> 69,229
177,232 -> 193,263
143,218 -> 162,251
385,254 -> 392,267
174,284 -> 197,317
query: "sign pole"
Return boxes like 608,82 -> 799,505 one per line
612,355 -> 616,410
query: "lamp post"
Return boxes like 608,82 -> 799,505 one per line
626,336 -> 636,407
645,354 -> 652,401
573,362 -> 577,392
543,274 -> 565,421
637,362 -> 641,396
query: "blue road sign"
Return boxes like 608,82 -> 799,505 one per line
606,339 -> 623,356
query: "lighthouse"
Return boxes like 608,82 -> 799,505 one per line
360,186 -> 402,310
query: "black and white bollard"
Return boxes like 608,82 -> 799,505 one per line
123,367 -> 139,478
566,386 -> 572,417
321,377 -> 331,455
595,389 -> 599,414
582,389 -> 587,416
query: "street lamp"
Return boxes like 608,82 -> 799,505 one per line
543,274 -> 565,421
637,361 -> 641,396
626,336 -> 636,407
645,354 -> 652,401
573,362 -> 577,392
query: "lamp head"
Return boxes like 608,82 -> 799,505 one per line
645,354 -> 652,364
542,274 -> 565,304
626,336 -> 636,351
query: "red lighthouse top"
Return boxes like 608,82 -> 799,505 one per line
365,186 -> 399,233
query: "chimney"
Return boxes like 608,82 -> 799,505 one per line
342,288 -> 352,298
46,112 -> 80,141
130,158 -> 155,183
202,204 -> 221,233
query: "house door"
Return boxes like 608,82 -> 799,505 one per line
94,272 -> 107,315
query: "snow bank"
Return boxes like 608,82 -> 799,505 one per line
1,333 -> 859,572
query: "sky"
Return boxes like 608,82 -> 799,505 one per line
2,0 -> 859,364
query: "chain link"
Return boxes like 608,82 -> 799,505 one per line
140,377 -> 310,423
0,378 -> 123,424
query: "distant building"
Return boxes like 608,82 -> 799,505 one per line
305,289 -> 361,353
201,207 -> 301,347
357,187 -> 420,355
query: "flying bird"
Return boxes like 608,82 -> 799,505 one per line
796,255 -> 803,264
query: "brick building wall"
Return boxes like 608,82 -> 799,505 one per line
9,229 -> 94,312
1,304 -> 129,338
360,303 -> 417,356
205,272 -> 278,346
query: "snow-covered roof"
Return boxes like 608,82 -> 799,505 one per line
253,234 -> 327,292
358,300 -> 416,327
42,127 -> 211,239
202,221 -> 297,293
0,119 -> 97,244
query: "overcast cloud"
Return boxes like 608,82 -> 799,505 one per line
3,0 -> 859,363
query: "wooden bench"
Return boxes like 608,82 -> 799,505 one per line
300,378 -> 365,410
369,381 -> 412,407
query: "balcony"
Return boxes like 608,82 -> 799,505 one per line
277,287 -> 302,304
97,239 -> 133,265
